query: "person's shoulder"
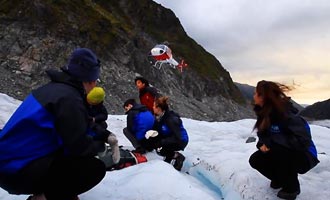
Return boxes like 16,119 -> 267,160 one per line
165,110 -> 181,122
144,86 -> 159,96
133,104 -> 149,112
168,110 -> 180,117
285,112 -> 309,131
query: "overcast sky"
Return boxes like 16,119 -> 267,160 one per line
153,0 -> 330,105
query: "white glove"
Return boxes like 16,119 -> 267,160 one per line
107,134 -> 120,164
145,130 -> 159,139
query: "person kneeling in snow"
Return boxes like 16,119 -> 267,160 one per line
249,80 -> 319,200
152,96 -> 189,171
86,87 -> 120,165
0,48 -> 106,200
123,98 -> 155,154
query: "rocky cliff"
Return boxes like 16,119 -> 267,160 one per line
0,0 -> 254,121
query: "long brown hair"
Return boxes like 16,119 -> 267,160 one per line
254,80 -> 292,131
154,96 -> 169,111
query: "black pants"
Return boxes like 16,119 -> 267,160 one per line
123,127 -> 141,149
1,154 -> 106,200
123,127 -> 157,151
158,139 -> 188,162
249,145 -> 310,192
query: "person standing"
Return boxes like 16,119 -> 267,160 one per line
135,76 -> 159,114
249,80 -> 319,200
0,48 -> 107,200
152,96 -> 189,171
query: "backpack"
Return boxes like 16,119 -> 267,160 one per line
287,115 -> 319,173
97,147 -> 147,171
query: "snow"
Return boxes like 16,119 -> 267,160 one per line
0,93 -> 329,200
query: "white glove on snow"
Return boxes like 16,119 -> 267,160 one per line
145,130 -> 159,139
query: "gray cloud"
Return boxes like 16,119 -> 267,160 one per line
154,0 -> 330,104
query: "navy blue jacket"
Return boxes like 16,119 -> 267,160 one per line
87,103 -> 108,124
126,104 -> 154,140
154,110 -> 189,149
0,70 -> 100,175
256,111 -> 319,169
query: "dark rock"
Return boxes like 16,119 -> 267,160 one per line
246,136 -> 256,143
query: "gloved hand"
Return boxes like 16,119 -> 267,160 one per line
145,130 -> 158,139
107,134 -> 120,164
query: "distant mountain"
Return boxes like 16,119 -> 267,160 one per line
300,99 -> 330,120
234,82 -> 304,111
300,104 -> 310,108
234,82 -> 254,103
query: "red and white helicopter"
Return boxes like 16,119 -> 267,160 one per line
149,44 -> 188,72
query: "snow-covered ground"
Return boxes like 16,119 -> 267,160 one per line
311,120 -> 330,129
1,93 -> 329,200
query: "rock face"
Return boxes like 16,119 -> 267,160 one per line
0,0 -> 254,121
300,99 -> 330,120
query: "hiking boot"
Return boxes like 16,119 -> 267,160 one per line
173,152 -> 185,171
164,155 -> 173,163
270,180 -> 282,189
277,188 -> 300,200
72,196 -> 80,200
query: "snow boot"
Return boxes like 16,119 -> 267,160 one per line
173,152 -> 185,171
164,155 -> 173,163
26,194 -> 46,200
277,187 -> 300,200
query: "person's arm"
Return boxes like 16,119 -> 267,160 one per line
54,96 -> 99,156
256,130 -> 271,150
126,110 -> 136,133
94,104 -> 108,123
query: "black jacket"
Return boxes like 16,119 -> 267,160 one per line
154,110 -> 189,149
33,70 -> 101,156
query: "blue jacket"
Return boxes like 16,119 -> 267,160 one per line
0,70 -> 100,175
126,104 -> 154,140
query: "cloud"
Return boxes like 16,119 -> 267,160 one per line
154,0 -> 330,104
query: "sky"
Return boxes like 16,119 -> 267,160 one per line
153,0 -> 330,105
1,93 -> 330,200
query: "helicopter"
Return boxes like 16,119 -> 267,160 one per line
149,44 -> 188,72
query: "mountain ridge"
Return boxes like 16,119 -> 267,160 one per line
234,82 -> 330,120
0,0 -> 254,121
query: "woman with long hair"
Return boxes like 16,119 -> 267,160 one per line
152,96 -> 189,171
249,80 -> 319,200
